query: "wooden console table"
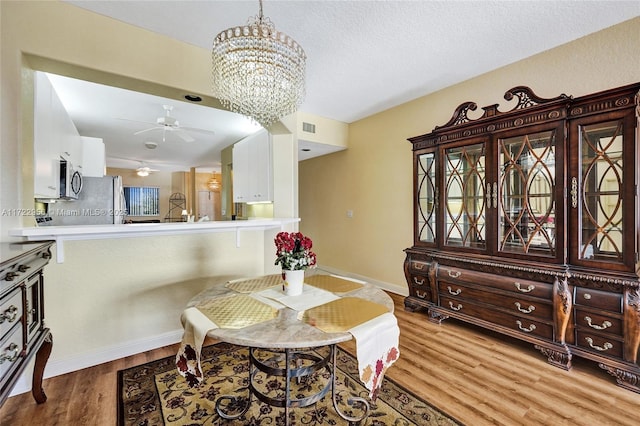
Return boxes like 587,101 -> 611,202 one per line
0,241 -> 54,407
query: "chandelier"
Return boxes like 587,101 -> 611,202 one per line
207,173 -> 220,192
211,0 -> 306,128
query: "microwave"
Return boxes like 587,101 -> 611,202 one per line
60,159 -> 83,200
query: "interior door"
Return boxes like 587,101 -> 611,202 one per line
198,191 -> 215,220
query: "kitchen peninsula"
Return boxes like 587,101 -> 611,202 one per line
9,218 -> 300,263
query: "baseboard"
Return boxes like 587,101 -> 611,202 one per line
10,329 -> 183,397
315,265 -> 409,296
10,269 -> 406,397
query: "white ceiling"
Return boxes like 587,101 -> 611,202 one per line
56,0 -> 639,172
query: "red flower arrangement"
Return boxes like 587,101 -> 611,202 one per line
274,232 -> 317,271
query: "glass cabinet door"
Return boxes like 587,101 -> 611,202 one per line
497,130 -> 558,256
416,151 -> 436,244
574,120 -> 626,266
443,142 -> 486,249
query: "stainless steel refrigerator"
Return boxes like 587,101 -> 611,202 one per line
48,176 -> 126,225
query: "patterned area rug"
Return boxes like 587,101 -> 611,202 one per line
117,342 -> 462,425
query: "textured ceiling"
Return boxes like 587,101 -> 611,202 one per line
56,1 -> 639,170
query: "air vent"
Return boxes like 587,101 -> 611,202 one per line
302,122 -> 316,133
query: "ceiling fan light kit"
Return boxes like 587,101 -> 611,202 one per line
211,0 -> 306,128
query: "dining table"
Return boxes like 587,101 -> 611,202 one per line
176,272 -> 400,425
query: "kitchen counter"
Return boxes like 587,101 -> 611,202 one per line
9,218 -> 300,263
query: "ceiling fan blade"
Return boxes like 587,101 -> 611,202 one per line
134,127 -> 161,136
175,130 -> 195,142
181,126 -> 216,135
117,117 -> 157,126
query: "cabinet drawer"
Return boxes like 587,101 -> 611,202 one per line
438,281 -> 553,319
0,326 -> 23,384
574,288 -> 622,313
1,252 -> 49,296
574,309 -> 622,336
439,295 -> 554,340
407,273 -> 431,301
438,265 -> 552,299
409,259 -> 431,272
0,288 -> 23,338
576,330 -> 623,358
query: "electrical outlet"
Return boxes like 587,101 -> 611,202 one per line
346,210 -> 353,218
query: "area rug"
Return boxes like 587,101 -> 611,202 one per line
117,342 -> 462,425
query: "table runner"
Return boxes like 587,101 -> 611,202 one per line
299,297 -> 400,400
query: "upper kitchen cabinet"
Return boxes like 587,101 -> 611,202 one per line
33,72 -> 59,199
53,85 -> 82,167
81,136 -> 105,177
232,130 -> 273,203
33,72 -> 83,199
404,84 -> 640,394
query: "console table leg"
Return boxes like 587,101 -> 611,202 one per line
32,330 -> 52,404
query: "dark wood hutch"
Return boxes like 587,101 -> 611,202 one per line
0,241 -> 54,407
404,84 -> 640,393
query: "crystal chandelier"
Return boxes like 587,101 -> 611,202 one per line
207,173 -> 220,192
211,0 -> 306,128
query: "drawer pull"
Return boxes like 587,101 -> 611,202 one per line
583,293 -> 592,300
416,291 -> 429,299
514,282 -> 534,293
413,277 -> 425,285
447,286 -> 461,296
448,301 -> 463,311
0,343 -> 19,364
3,272 -> 19,281
413,262 -> 425,270
584,316 -> 612,330
17,264 -> 31,272
0,305 -> 19,324
514,302 -> 536,314
447,270 -> 461,278
585,337 -> 613,352
516,320 -> 537,333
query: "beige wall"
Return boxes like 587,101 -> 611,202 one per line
299,17 -> 640,293
0,0 -> 295,389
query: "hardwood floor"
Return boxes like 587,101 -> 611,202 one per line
1,292 -> 638,425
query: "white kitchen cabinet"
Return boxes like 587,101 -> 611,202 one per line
34,72 -> 84,198
232,130 -> 273,203
81,136 -> 105,177
33,72 -> 59,199
55,87 -> 82,168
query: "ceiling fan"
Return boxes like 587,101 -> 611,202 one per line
132,105 -> 196,143
135,164 -> 159,177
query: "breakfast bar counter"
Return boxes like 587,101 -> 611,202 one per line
8,218 -> 300,262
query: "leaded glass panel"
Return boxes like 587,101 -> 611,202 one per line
417,152 -> 436,243
578,121 -> 624,262
498,131 -> 556,255
444,143 -> 486,248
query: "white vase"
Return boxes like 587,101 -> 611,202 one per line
283,269 -> 305,296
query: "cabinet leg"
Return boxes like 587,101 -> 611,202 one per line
32,330 -> 53,404
598,364 -> 640,394
534,344 -> 572,370
427,309 -> 449,324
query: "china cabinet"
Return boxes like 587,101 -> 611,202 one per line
0,241 -> 54,407
404,83 -> 640,393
